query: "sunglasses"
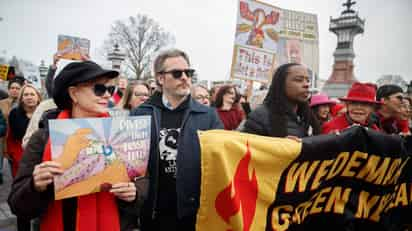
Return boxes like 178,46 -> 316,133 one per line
134,92 -> 150,97
93,84 -> 116,97
159,69 -> 195,79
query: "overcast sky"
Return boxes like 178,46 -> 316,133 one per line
0,0 -> 411,84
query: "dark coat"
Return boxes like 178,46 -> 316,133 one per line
130,96 -> 223,221
7,109 -> 144,231
0,109 -> 6,137
241,105 -> 313,138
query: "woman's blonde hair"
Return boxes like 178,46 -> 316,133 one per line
118,81 -> 150,110
18,84 -> 42,108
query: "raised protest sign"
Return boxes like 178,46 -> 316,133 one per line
19,61 -> 42,89
0,64 -> 9,80
57,35 -> 90,60
231,0 -> 319,83
197,127 -> 412,230
49,116 -> 150,200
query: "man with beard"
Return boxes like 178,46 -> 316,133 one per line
131,49 -> 223,230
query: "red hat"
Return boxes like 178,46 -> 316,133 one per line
339,82 -> 381,104
310,93 -> 336,107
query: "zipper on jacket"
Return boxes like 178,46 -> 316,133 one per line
174,105 -> 195,217
151,106 -> 161,220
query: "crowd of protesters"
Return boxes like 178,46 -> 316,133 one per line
0,48 -> 411,231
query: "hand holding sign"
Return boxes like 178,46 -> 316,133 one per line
110,182 -> 137,202
33,161 -> 63,192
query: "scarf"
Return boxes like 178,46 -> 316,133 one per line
40,109 -> 120,231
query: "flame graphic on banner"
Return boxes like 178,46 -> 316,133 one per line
215,143 -> 258,231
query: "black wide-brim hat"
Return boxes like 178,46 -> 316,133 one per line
53,61 -> 119,110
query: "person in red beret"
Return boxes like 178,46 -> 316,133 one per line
322,82 -> 381,134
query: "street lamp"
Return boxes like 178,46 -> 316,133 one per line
107,44 -> 125,71
38,60 -> 48,78
38,60 -> 49,97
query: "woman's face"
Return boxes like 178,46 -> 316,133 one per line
316,104 -> 330,121
129,84 -> 150,109
9,82 -> 22,99
223,87 -> 236,106
21,87 -> 39,108
285,65 -> 310,104
346,101 -> 374,124
70,77 -> 115,117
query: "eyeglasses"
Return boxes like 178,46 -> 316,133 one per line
134,92 -> 150,97
394,95 -> 404,102
93,84 -> 116,97
158,69 -> 195,79
195,95 -> 209,101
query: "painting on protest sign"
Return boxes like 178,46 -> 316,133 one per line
231,0 -> 319,83
49,116 -> 150,200
0,64 -> 9,80
57,35 -> 90,60
197,127 -> 412,230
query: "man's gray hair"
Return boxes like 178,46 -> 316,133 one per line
191,84 -> 209,93
153,49 -> 191,76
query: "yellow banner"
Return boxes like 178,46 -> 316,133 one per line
197,130 -> 301,231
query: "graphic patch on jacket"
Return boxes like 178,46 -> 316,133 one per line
159,128 -> 180,178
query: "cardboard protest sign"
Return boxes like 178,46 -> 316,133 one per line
57,35 -> 90,60
231,0 -> 319,83
197,127 -> 412,230
0,64 -> 9,80
19,61 -> 42,89
49,116 -> 150,200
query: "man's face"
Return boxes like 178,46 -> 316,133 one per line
193,86 -> 210,106
284,65 -> 310,104
9,82 -> 22,99
157,56 -> 192,99
383,92 -> 404,115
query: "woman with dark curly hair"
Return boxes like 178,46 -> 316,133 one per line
241,63 -> 320,138
215,84 -> 244,130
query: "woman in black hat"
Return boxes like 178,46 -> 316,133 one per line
8,61 -> 141,231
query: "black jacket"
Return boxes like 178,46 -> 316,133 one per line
130,94 -> 223,224
241,104 -> 314,138
8,109 -> 144,231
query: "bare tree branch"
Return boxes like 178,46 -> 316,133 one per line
100,14 -> 175,79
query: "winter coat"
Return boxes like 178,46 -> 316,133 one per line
322,113 -> 380,134
130,96 -> 223,223
217,106 -> 244,130
241,104 -> 313,138
7,109 -> 145,231
7,106 -> 30,176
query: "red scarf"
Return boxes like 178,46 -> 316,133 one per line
40,110 -> 120,231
